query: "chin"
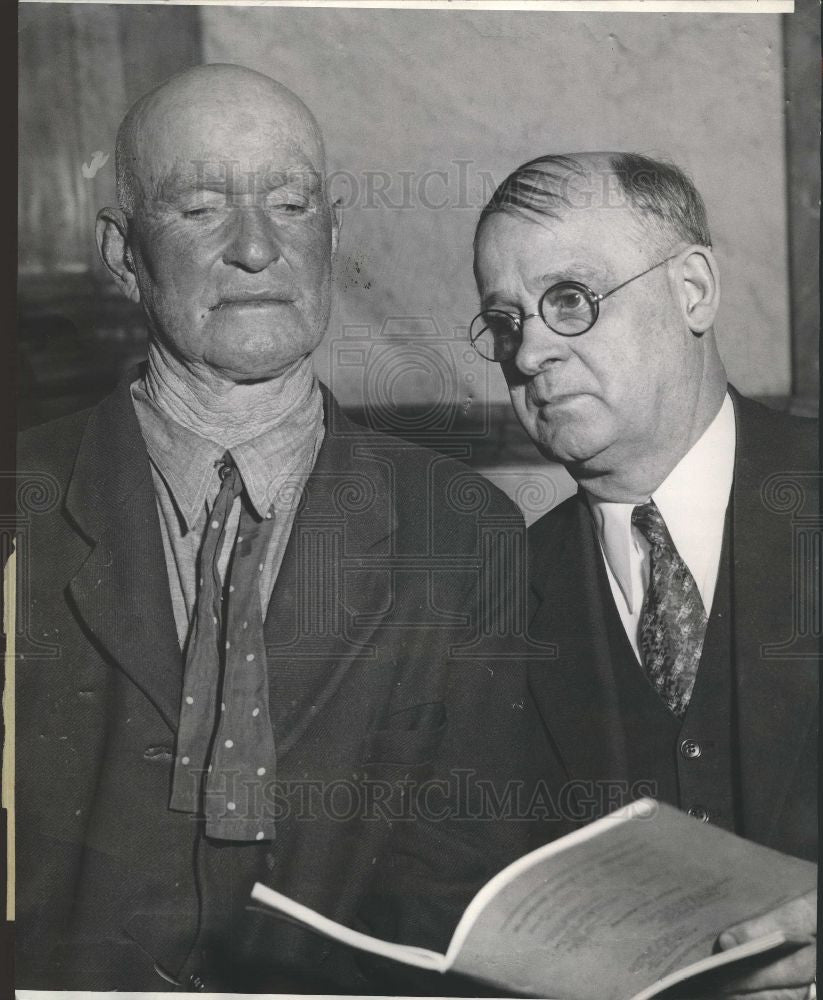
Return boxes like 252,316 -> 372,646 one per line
526,400 -> 613,465
550,441 -> 615,472
532,425 -> 613,468
206,326 -> 321,380
210,356 -> 301,383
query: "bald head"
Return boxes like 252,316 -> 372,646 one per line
98,63 -> 340,383
475,151 -> 711,257
116,64 -> 326,215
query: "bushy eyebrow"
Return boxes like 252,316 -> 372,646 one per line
481,261 -> 609,310
535,262 -> 605,287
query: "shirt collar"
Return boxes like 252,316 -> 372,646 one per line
230,394 -> 324,519
131,378 -> 324,531
586,500 -> 636,609
587,392 -> 736,611
651,391 -> 735,599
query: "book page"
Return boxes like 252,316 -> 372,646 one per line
448,801 -> 816,1000
250,883 -> 449,973
629,931 -> 787,1000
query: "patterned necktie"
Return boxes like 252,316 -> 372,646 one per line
169,453 -> 278,841
631,500 -> 708,718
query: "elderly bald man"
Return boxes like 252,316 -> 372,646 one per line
16,65 -> 558,991
471,152 -> 818,1000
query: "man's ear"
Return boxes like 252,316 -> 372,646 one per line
96,207 -> 141,303
679,245 -> 720,335
330,197 -> 342,258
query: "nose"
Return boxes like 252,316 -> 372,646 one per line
513,313 -> 571,376
222,207 -> 281,272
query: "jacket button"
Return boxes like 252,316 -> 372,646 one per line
688,805 -> 710,822
189,973 -> 206,990
680,739 -> 702,760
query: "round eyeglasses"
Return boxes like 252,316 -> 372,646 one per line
469,253 -> 680,363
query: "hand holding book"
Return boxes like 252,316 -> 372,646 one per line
251,800 -> 817,1000
697,889 -> 817,999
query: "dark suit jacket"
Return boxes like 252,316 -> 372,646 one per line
526,389 -> 818,861
15,372 -> 562,992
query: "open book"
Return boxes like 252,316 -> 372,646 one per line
251,799 -> 816,1000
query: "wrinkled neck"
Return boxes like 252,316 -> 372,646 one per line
143,341 -> 319,447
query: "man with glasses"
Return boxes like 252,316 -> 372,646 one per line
471,152 -> 817,999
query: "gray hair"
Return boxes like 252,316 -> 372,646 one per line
475,151 -> 711,250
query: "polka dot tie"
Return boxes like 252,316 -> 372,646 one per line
631,500 -> 708,719
169,453 -> 278,841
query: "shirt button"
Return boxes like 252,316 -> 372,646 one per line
189,972 -> 206,990
680,739 -> 702,760
688,805 -> 710,823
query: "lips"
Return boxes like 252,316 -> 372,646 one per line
527,385 -> 580,407
535,393 -> 579,405
209,292 -> 295,311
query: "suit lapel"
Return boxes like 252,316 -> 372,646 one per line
263,389 -> 397,758
527,492 -> 629,789
728,389 -> 818,846
66,380 -> 397,749
66,373 -> 183,731
527,392 -> 817,839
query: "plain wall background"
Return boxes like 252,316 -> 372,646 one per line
201,8 -> 791,411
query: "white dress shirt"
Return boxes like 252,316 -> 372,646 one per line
586,393 -> 736,662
